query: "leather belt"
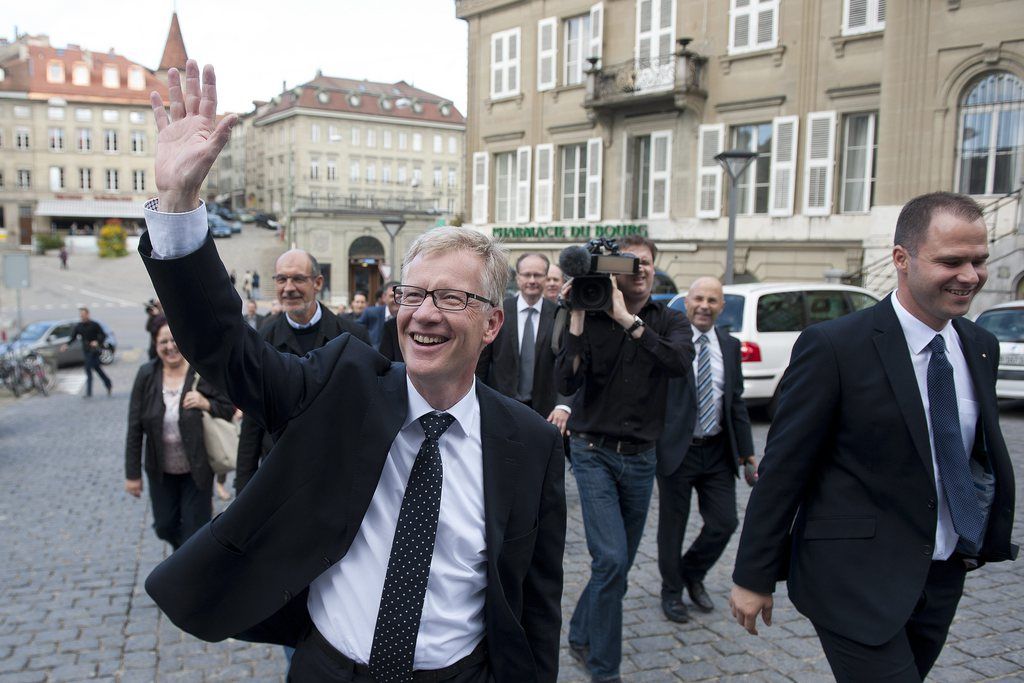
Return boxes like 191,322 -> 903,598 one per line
309,627 -> 487,682
576,432 -> 654,455
690,432 -> 724,447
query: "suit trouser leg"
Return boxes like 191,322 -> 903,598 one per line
177,475 -> 212,546
148,472 -> 185,549
656,464 -> 696,598
680,442 -> 738,582
813,558 -> 967,683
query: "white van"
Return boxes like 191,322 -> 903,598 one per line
669,283 -> 879,415
974,300 -> 1024,399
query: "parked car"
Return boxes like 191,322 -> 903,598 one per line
669,282 -> 879,416
3,319 -> 117,367
208,214 -> 233,238
236,211 -> 256,223
974,300 -> 1024,399
253,212 -> 279,230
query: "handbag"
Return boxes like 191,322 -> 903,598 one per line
192,374 -> 239,475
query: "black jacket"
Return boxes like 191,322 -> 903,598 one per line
477,297 -> 559,418
656,327 -> 754,477
124,360 -> 236,492
378,316 -> 403,363
733,296 -> 1017,645
140,234 -> 566,682
234,303 -> 371,493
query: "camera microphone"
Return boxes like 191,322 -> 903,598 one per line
558,245 -> 592,279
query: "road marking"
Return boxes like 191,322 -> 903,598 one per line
60,285 -> 136,307
56,371 -> 87,395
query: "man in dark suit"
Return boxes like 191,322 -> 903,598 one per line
243,299 -> 265,331
358,282 -> 399,348
731,192 -> 1017,682
477,253 -> 570,433
234,249 -> 371,494
656,277 -> 754,624
140,61 -> 566,683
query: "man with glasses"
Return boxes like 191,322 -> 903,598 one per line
477,253 -> 571,434
139,61 -> 565,683
234,248 -> 370,495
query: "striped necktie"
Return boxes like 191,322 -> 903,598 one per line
697,334 -> 717,435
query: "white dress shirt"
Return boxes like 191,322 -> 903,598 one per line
891,291 -> 979,561
142,199 -> 488,668
691,328 -> 724,438
516,293 -> 543,351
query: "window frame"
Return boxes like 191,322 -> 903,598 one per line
560,143 -> 588,220
842,0 -> 886,37
494,151 -> 518,222
840,111 -> 878,214
731,122 -> 773,215
563,13 -> 592,87
728,0 -> 780,55
955,72 -> 1024,197
490,28 -> 522,100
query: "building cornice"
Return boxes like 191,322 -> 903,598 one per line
455,0 -> 522,20
825,83 -> 881,100
255,107 -> 465,132
714,95 -> 786,114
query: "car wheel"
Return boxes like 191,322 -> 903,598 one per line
100,347 -> 115,365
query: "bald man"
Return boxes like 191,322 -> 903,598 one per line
234,249 -> 371,494
655,277 -> 755,623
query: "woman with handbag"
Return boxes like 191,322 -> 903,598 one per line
124,322 -> 235,550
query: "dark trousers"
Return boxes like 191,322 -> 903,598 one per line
148,471 -> 211,550
814,557 -> 968,682
656,437 -> 738,597
83,350 -> 111,396
288,628 -> 490,682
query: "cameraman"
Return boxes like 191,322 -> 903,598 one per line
556,235 -> 692,682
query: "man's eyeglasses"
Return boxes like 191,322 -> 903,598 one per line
393,285 -> 496,311
273,274 -> 313,286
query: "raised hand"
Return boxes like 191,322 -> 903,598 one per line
150,60 -> 237,213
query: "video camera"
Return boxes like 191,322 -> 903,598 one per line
558,238 -> 639,311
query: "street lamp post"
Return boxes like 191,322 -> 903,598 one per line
380,216 -> 406,281
714,149 -> 757,285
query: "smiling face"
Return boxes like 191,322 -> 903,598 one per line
894,211 -> 989,330
685,277 -> 725,333
397,250 -> 503,403
155,324 -> 184,368
614,244 -> 655,305
275,251 -> 322,324
544,264 -> 564,302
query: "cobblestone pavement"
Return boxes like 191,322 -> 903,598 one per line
1,364 -> 1022,682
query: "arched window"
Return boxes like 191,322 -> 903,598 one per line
957,72 -> 1024,196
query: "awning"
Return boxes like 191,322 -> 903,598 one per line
34,199 -> 146,220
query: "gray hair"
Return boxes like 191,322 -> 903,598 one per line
402,226 -> 509,306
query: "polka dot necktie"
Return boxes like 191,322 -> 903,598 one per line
368,411 -> 455,683
926,335 -> 985,548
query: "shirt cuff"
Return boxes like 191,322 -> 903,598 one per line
554,404 -> 571,415
143,198 -> 209,259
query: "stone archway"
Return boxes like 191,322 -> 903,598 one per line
349,236 -> 386,303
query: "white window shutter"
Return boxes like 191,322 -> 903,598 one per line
696,124 -> 724,218
636,0 -> 653,63
490,34 -> 502,100
845,0 -> 868,32
515,146 -> 532,223
756,3 -> 776,47
472,152 -> 489,224
730,0 -> 753,52
769,115 -> 798,217
585,137 -> 603,221
537,18 -> 557,92
803,111 -> 837,216
508,29 -> 520,94
876,0 -> 886,26
649,130 -> 672,219
534,144 -> 554,222
589,3 -> 604,65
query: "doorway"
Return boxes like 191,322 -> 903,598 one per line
349,235 -> 385,302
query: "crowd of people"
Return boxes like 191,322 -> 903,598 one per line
119,61 -> 1015,683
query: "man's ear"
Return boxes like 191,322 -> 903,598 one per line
483,306 -> 504,345
892,245 -> 910,274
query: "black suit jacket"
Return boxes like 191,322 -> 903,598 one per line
234,304 -> 371,493
378,316 -> 403,363
733,296 -> 1017,645
140,234 -> 566,682
357,305 -> 387,348
656,327 -> 754,477
477,297 -> 559,418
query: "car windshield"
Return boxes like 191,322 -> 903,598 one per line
976,308 -> 1024,342
15,322 -> 51,342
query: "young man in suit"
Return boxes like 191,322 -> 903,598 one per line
730,192 -> 1017,682
358,282 -> 400,348
140,61 -> 566,683
656,277 -> 755,624
477,253 -> 571,434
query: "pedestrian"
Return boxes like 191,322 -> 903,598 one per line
730,192 -> 1018,681
242,299 -> 264,331
144,299 -> 164,360
357,281 -> 399,348
656,276 -> 755,624
556,235 -> 692,682
59,245 -> 68,270
543,263 -> 564,303
62,307 -> 113,398
229,269 -> 237,288
242,270 -> 252,299
141,60 -> 566,682
124,322 -> 236,550
251,270 -> 260,299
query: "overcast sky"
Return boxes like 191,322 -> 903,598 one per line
5,0 -> 469,114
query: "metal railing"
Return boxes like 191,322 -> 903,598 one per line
587,39 -> 706,103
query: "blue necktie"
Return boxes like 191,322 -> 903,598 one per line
926,335 -> 984,548
369,412 -> 455,683
696,334 -> 717,435
518,307 -> 536,402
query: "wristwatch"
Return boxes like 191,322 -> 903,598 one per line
625,315 -> 646,336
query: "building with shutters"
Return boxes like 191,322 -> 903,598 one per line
0,15 -> 183,248
456,0 -> 1024,301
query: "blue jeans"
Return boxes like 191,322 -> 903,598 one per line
568,436 -> 657,680
83,349 -> 111,396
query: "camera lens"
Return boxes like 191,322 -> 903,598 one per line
574,277 -> 610,311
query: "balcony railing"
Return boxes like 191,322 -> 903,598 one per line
293,194 -> 444,214
585,39 -> 706,112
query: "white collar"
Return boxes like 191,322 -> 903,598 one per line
285,302 -> 323,330
891,291 -> 955,355
403,375 -> 476,436
691,327 -> 716,343
516,293 -> 543,314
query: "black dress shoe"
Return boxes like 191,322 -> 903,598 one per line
685,578 -> 714,613
661,596 -> 690,623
